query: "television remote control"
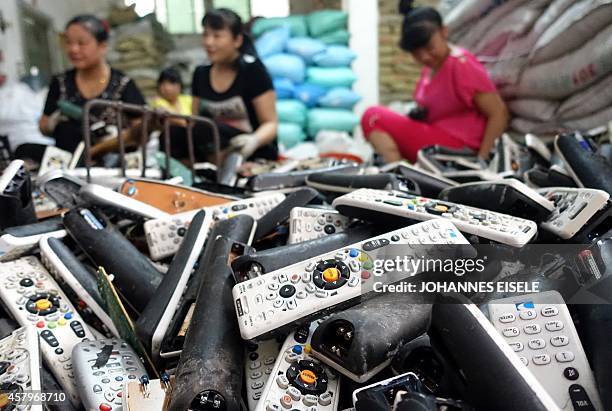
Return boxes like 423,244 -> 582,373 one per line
256,322 -> 341,411
0,326 -> 43,411
0,256 -> 95,407
537,187 -> 610,239
79,183 -> 170,220
0,218 -> 66,262
333,188 -> 538,247
245,338 -> 282,410
487,291 -> 603,410
144,193 -> 285,260
72,338 -> 148,411
233,219 -> 469,340
288,208 -> 351,244
39,236 -> 119,337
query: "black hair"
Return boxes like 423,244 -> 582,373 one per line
398,0 -> 443,52
65,14 -> 109,43
202,8 -> 258,58
157,67 -> 183,90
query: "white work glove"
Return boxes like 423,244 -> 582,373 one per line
46,110 -> 68,134
230,133 -> 260,159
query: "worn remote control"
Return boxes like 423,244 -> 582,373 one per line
245,338 -> 282,410
72,338 -> 148,411
233,219 -> 469,340
0,326 -> 42,411
143,193 -> 284,260
256,322 -> 341,411
288,208 -> 351,244
0,218 -> 66,262
333,188 -> 538,247
487,291 -> 603,410
0,256 -> 95,407
79,183 -> 170,220
537,187 -> 610,240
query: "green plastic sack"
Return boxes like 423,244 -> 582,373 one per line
252,16 -> 308,38
278,123 -> 306,149
307,108 -> 359,137
316,29 -> 350,46
276,99 -> 308,126
307,10 -> 348,37
306,67 -> 357,88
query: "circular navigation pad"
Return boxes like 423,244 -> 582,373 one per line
313,260 -> 350,290
285,360 -> 328,396
25,293 -> 60,316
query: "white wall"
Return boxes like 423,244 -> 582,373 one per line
0,0 -> 115,85
345,0 -> 378,121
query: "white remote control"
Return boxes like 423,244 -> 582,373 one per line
288,208 -> 351,245
0,256 -> 95,407
72,339 -> 148,411
0,326 -> 42,411
487,291 -> 603,410
256,322 -> 341,411
39,236 -> 120,337
144,193 -> 285,260
332,188 -> 538,247
0,219 -> 66,262
79,184 -> 170,220
233,219 -> 469,340
537,187 -> 610,239
246,338 -> 282,410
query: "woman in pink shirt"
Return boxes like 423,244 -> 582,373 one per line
362,0 -> 509,163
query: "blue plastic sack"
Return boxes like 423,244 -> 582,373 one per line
307,10 -> 348,37
276,99 -> 308,126
306,67 -> 356,88
307,108 -> 359,137
318,88 -> 361,109
255,26 -> 290,58
278,123 -> 306,149
286,37 -> 326,64
293,83 -> 327,108
312,46 -> 356,67
263,54 -> 306,84
273,78 -> 295,99
252,16 -> 308,38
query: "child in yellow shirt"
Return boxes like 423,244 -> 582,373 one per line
151,68 -> 192,115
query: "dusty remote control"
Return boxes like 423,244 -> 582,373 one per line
256,322 -> 341,411
72,338 -> 148,411
39,236 -> 119,337
144,193 -> 285,260
288,208 -> 351,244
487,290 -> 603,410
0,218 -> 66,262
233,219 -> 469,340
333,188 -> 538,247
245,338 -> 282,410
0,256 -> 95,407
0,326 -> 42,411
79,183 -> 170,220
537,187 -> 610,239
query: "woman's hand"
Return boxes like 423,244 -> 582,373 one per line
474,92 -> 510,159
230,134 -> 260,158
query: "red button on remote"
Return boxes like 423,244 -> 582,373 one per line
36,321 -> 45,328
361,271 -> 370,279
99,403 -> 112,411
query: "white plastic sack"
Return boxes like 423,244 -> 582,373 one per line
557,74 -> 612,120
564,106 -> 612,132
446,0 -> 514,36
531,0 -> 612,64
315,130 -> 373,163
502,24 -> 612,99
507,99 -> 559,122
472,0 -> 549,57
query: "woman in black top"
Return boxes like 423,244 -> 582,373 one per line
39,15 -> 146,156
191,8 -> 278,161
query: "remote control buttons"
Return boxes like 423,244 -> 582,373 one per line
313,260 -> 350,290
18,279 -> 32,288
324,225 -> 335,234
425,202 -> 454,216
286,360 -> 328,396
551,335 -> 569,347
569,384 -> 595,410
564,367 -> 579,381
362,238 -> 389,251
279,285 -> 296,299
545,320 -> 564,332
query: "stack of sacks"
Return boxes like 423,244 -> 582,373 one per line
107,14 -> 174,97
446,0 -> 612,134
253,10 -> 361,151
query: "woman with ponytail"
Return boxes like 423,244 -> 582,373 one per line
188,8 -> 278,161
362,0 -> 509,163
40,15 -> 146,155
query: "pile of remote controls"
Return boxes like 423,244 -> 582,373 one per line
0,129 -> 610,411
